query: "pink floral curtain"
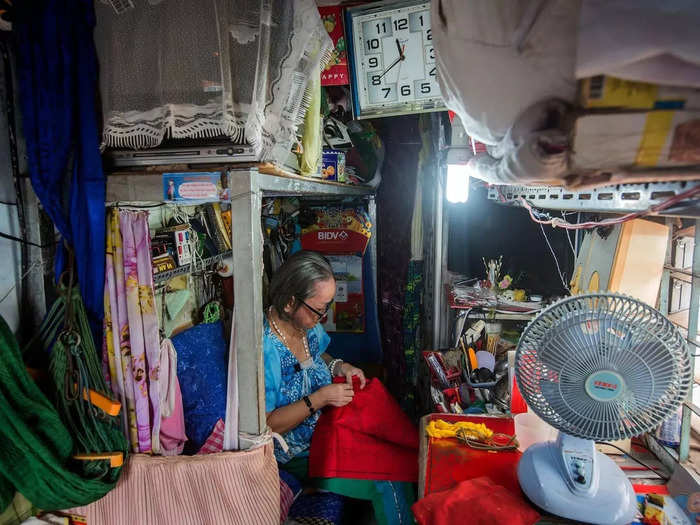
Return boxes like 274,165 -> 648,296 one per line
103,209 -> 161,453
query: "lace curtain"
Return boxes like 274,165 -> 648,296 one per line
95,0 -> 332,162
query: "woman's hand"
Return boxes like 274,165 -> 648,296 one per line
340,362 -> 366,389
317,382 -> 355,407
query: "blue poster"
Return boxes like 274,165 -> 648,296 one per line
163,172 -> 230,203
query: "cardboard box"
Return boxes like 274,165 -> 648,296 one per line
321,150 -> 346,182
319,6 -> 349,86
572,109 -> 700,169
579,75 -> 700,110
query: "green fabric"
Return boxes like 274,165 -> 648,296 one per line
165,290 -> 190,319
0,290 -> 126,511
401,259 -> 423,417
280,456 -> 416,525
281,455 -> 311,482
316,477 -> 390,525
316,477 -> 415,525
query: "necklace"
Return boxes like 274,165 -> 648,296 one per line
268,307 -> 313,369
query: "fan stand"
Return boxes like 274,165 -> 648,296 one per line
517,432 -> 638,525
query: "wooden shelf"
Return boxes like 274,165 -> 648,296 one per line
669,310 -> 690,330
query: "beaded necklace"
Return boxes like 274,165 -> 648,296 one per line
268,307 -> 313,369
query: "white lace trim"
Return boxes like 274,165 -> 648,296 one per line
99,0 -> 333,163
102,103 -> 249,150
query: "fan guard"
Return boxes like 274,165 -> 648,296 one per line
515,293 -> 692,442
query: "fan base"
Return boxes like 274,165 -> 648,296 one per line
518,439 -> 638,525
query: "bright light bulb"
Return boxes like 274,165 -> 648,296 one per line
446,163 -> 470,203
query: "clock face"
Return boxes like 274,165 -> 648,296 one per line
347,0 -> 444,119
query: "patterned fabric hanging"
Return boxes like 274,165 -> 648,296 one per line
103,209 -> 161,453
401,260 -> 423,415
376,116 -> 422,402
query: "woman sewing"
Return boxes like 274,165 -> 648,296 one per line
264,250 -> 414,525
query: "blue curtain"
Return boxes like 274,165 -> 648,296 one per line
14,0 -> 105,332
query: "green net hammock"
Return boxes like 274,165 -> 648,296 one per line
0,285 -> 128,511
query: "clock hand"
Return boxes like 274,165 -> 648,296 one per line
377,43 -> 406,81
377,56 -> 402,80
395,38 -> 404,59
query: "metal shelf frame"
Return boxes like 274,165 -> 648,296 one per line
106,166 -> 376,448
487,180 -> 700,215
228,167 -> 376,442
153,250 -> 232,284
483,178 -> 700,479
106,167 -> 375,202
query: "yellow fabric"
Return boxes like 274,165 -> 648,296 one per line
635,110 -> 675,166
426,420 -> 493,441
299,62 -> 321,176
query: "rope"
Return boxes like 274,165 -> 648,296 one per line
455,428 -> 519,451
239,428 -> 289,453
44,286 -> 129,481
203,301 -> 222,324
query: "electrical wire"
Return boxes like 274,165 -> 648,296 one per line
0,230 -> 58,249
561,212 -> 577,257
539,222 -> 570,293
596,441 -> 669,481
0,259 -> 45,305
455,428 -> 520,451
520,185 -> 700,230
110,202 -> 167,209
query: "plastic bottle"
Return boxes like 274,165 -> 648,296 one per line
656,406 -> 682,447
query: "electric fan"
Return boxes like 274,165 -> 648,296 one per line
515,293 -> 692,525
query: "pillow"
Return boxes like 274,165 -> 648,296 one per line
172,321 -> 228,453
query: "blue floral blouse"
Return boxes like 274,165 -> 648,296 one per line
263,319 -> 332,463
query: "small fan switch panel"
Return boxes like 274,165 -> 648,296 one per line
566,454 -> 592,488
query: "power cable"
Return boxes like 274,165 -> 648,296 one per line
539,222 -> 570,293
597,441 -> 669,481
520,185 -> 700,230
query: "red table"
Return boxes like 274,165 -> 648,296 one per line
418,413 -> 522,498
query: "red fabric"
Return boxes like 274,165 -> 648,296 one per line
309,377 -> 419,482
197,418 -> 225,455
423,414 -> 522,496
412,477 -> 540,525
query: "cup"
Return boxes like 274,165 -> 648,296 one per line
514,411 -> 556,452
485,322 -> 502,354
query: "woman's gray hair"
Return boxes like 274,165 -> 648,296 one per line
269,250 -> 334,320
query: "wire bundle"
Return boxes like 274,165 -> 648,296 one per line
519,185 -> 700,230
455,428 -> 520,451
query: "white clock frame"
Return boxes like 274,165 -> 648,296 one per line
345,0 -> 445,120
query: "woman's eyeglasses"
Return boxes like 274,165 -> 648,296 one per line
299,299 -> 333,320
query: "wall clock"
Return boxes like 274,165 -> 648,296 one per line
345,0 -> 445,119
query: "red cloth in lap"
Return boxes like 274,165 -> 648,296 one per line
309,377 -> 418,482
412,477 -> 540,525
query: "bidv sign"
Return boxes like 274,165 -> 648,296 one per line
318,231 -> 350,241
